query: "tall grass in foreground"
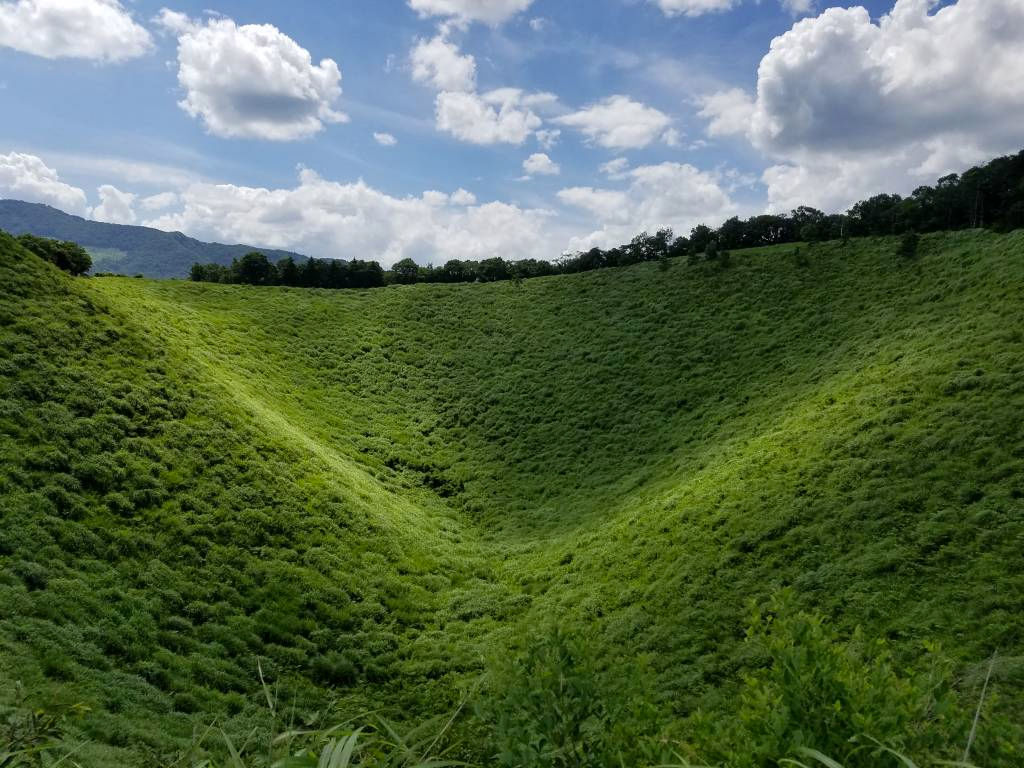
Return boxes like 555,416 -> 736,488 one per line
6,598 -> 1015,768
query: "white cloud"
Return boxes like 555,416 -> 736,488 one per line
523,152 -> 560,176
42,151 -> 205,190
536,129 -> 561,150
0,152 -> 88,215
698,88 -> 755,138
0,0 -> 151,62
555,95 -> 675,150
145,168 -> 568,267
600,157 -> 630,179
374,132 -> 398,146
408,0 -> 534,25
410,34 -> 477,92
91,184 -> 137,225
700,0 -> 1024,212
435,88 -> 542,145
649,0 -> 737,16
140,191 -> 180,211
529,17 -> 549,31
648,0 -> 814,16
782,0 -> 815,14
156,10 -> 347,141
559,162 -> 737,249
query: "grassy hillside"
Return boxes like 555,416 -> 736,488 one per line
0,200 -> 308,278
2,230 -> 1023,765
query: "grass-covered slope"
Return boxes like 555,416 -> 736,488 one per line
2,230 -> 1024,764
0,232 -> 500,764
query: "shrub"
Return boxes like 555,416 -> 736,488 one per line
899,231 -> 921,259
480,627 -> 664,768
692,592 -> 967,768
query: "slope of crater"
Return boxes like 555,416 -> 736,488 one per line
2,230 -> 1023,764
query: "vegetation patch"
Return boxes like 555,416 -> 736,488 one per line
1,227 -> 1023,765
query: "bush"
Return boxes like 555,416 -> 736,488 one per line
899,231 -> 921,259
480,627 -> 665,768
692,593 -> 968,768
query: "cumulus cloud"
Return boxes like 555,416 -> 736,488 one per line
555,96 -> 676,150
782,0 -> 815,14
411,33 -> 477,92
523,152 -> 560,176
145,168 -> 569,266
698,88 -> 755,138
648,0 -> 813,16
536,129 -> 561,150
0,0 -> 151,61
374,132 -> 398,146
435,88 -> 543,145
156,10 -> 346,141
600,158 -> 630,179
0,152 -> 88,214
91,184 -> 137,224
408,33 -> 556,146
699,0 -> 1024,211
140,191 -> 180,211
559,162 -> 738,249
407,0 -> 534,25
650,0 -> 737,16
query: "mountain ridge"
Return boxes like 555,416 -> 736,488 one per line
0,199 -> 309,278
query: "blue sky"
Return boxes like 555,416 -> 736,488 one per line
0,0 -> 1020,266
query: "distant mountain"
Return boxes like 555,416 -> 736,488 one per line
0,199 -> 308,279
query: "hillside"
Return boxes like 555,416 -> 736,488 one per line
2,230 -> 1023,765
0,200 -> 308,278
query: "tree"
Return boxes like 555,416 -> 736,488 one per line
277,256 -> 300,286
478,257 -> 510,282
17,235 -> 92,276
393,258 -> 420,285
690,224 -> 713,255
232,252 -> 274,285
298,257 -> 322,288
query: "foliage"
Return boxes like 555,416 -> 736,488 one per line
0,684 -> 88,767
479,628 -> 664,768
191,254 -> 385,289
2,228 -> 1024,764
16,234 -> 91,276
899,232 -> 920,259
691,594 -> 970,768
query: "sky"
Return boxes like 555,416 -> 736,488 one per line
1,0 -> 1022,267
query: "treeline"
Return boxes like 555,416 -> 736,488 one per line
190,254 -> 386,289
190,148 -> 1024,289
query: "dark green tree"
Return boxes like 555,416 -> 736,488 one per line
232,252 -> 274,285
17,235 -> 92,276
277,256 -> 300,286
393,258 -> 420,285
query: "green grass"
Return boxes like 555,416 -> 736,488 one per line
85,248 -> 129,272
2,230 -> 1023,765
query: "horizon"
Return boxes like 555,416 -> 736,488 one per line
1,0 -> 1022,267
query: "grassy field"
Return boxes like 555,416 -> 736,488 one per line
2,230 -> 1023,765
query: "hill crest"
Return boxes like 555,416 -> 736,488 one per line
0,198 -> 308,278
